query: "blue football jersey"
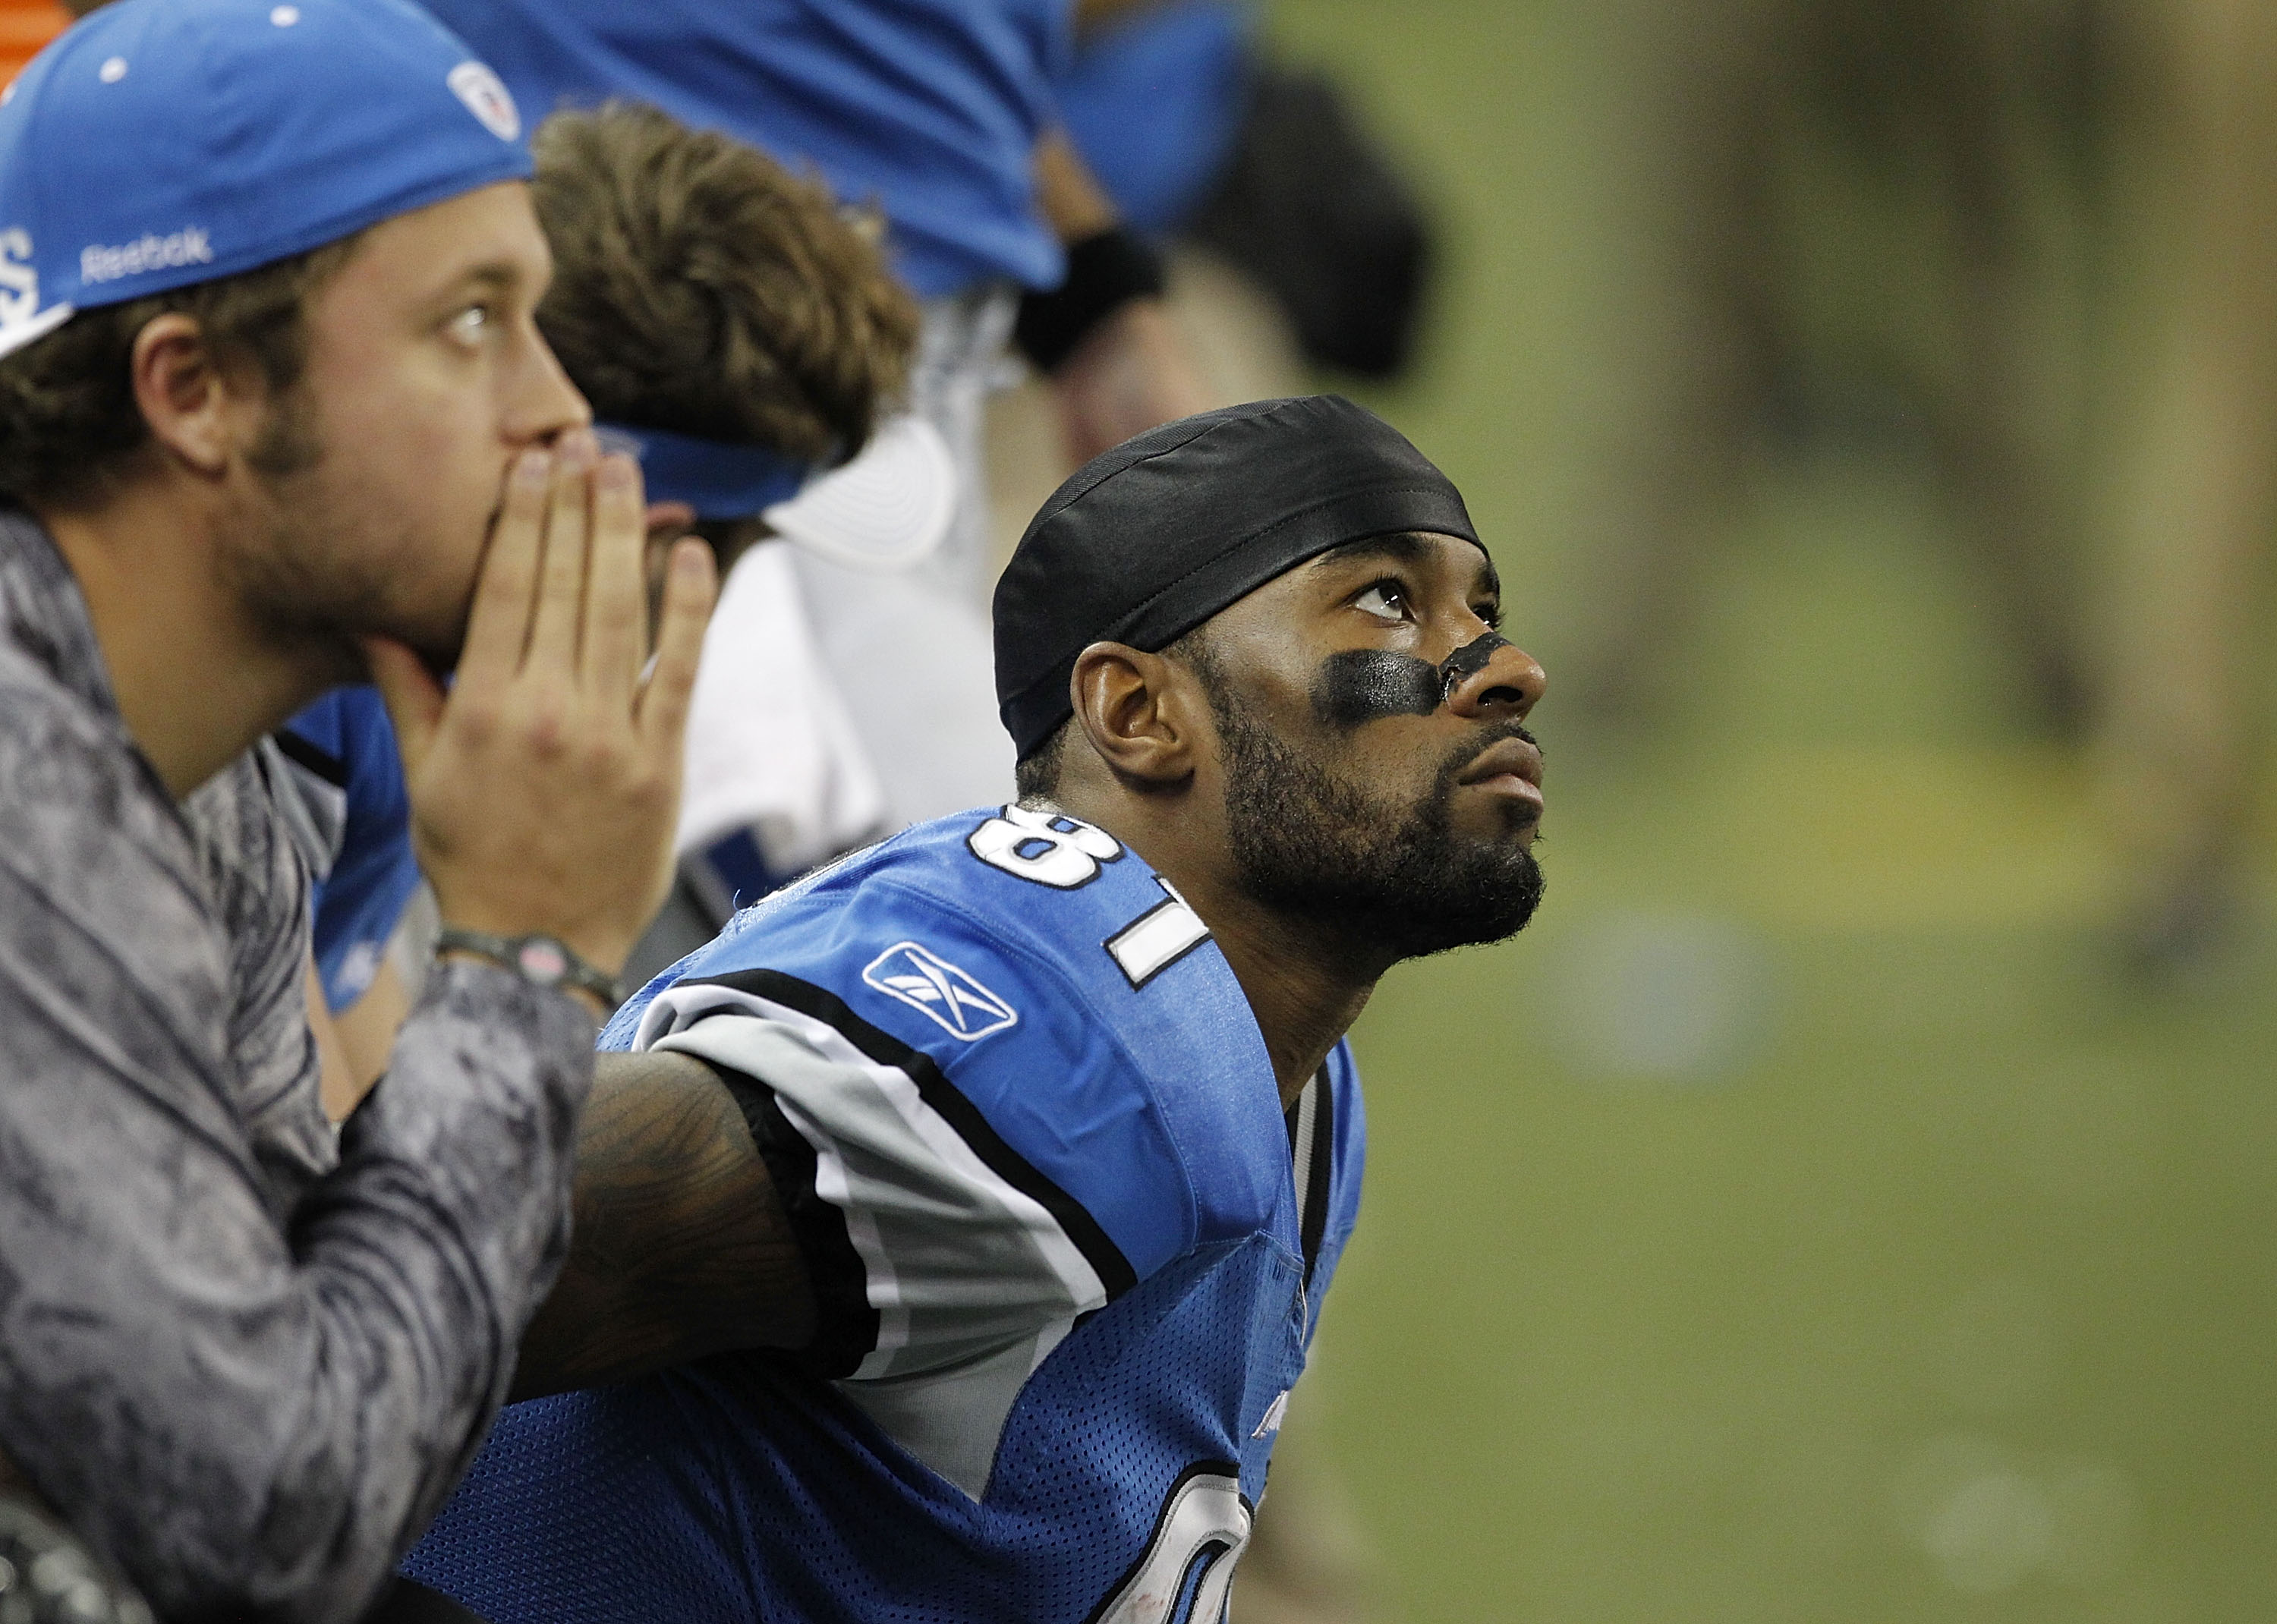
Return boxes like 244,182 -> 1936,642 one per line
405,804 -> 1365,1622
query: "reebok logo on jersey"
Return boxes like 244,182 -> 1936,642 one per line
79,227 -> 212,285
862,942 -> 1019,1042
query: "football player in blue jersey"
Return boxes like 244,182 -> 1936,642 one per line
405,393 -> 1544,1622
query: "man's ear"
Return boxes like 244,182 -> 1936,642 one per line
129,313 -> 247,480
1068,640 -> 1209,790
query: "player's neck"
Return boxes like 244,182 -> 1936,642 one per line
1066,793 -> 1383,1107
39,489 -> 332,798
1191,885 -> 1381,1109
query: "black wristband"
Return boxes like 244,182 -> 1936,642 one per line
1013,225 -> 1168,373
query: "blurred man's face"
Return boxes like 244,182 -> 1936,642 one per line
1189,530 -> 1548,960
219,181 -> 589,675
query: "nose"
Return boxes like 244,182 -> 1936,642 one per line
506,323 -> 592,448
1446,636 -> 1545,722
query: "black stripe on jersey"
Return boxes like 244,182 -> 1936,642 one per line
1299,1078 -> 1334,1289
271,728 -> 347,787
683,968 -> 1141,1303
691,1054 -> 880,1380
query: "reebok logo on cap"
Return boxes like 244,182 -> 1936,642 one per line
79,227 -> 213,285
446,61 -> 518,141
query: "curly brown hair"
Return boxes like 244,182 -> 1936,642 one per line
531,102 -> 918,461
0,237 -> 360,510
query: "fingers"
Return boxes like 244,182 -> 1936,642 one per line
581,452 -> 650,700
635,537 -> 717,746
527,429 -> 599,672
446,435 -> 656,751
362,636 -> 447,769
455,448 -> 552,694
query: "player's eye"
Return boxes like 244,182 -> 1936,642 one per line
444,302 -> 494,345
1353,580 -> 1412,623
1475,602 -> 1504,631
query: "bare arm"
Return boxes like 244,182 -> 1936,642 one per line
330,954 -> 412,1113
1036,126 -> 1123,244
509,1050 -> 814,1402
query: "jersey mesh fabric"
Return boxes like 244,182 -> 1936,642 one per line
406,1238 -> 1305,1622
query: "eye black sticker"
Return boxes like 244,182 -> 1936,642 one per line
1311,649 -> 1441,727
1435,631 -> 1509,697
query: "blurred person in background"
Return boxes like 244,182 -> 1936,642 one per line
2085,0 -> 2277,966
992,0 -> 1439,558
537,102 -> 936,984
1573,0 -> 2277,966
0,0 -> 715,1616
1059,0 -> 1436,386
414,0 -> 1216,831
1573,0 -> 2097,738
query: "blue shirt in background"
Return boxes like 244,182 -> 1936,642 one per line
415,0 -> 1073,298
279,688 -> 420,1012
1059,0 -> 1252,235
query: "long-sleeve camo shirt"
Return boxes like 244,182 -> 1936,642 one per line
0,508 -> 597,1623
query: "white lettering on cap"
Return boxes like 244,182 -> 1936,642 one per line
78,226 -> 214,285
0,228 -> 39,321
446,61 -> 519,142
0,228 -> 71,355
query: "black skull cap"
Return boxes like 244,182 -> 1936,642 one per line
993,395 -> 1482,759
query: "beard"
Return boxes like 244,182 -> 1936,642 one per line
216,396 -> 471,682
1208,689 -> 1546,963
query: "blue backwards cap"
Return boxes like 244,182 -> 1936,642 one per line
0,0 -> 534,360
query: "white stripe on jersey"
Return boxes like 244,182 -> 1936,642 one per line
634,979 -> 1111,1497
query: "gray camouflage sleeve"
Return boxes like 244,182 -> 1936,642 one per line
0,757 -> 594,1623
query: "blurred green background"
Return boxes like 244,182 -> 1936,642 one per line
1258,2 -> 2277,1618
